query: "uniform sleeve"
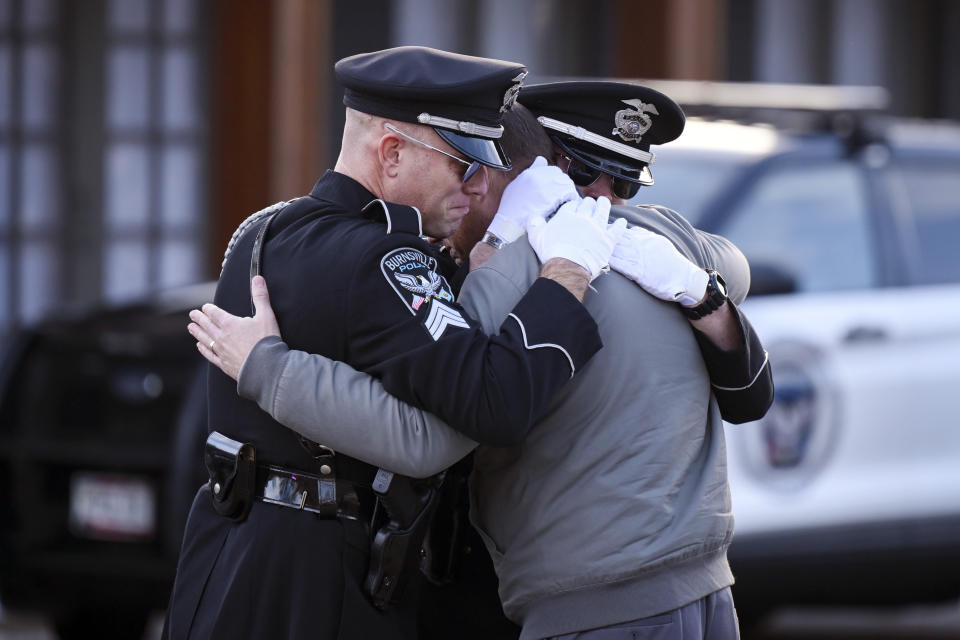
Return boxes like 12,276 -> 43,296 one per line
691,303 -> 774,424
236,336 -> 476,477
348,235 -> 601,446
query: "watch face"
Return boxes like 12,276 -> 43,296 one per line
707,270 -> 727,298
715,273 -> 727,297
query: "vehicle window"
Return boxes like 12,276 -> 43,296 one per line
630,151 -> 750,226
895,162 -> 960,285
721,161 -> 875,293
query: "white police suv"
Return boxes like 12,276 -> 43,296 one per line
631,83 -> 960,615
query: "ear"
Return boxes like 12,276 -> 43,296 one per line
378,132 -> 403,179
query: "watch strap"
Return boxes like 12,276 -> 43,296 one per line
682,269 -> 727,320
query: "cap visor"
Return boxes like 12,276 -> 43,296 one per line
436,129 -> 511,170
639,165 -> 653,186
562,140 -> 652,186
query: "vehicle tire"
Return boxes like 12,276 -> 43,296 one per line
54,607 -> 149,640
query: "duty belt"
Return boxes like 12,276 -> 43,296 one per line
254,463 -> 375,521
203,432 -> 443,610
204,430 -> 376,523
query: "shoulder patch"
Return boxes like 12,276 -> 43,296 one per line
381,247 -> 455,315
424,300 -> 470,341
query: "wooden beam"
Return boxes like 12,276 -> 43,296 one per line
207,0 -> 334,275
667,0 -> 721,80
610,0 -> 721,80
269,0 -> 331,200
208,0 -> 273,274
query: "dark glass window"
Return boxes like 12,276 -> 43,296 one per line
103,0 -> 207,302
0,0 -> 61,337
895,162 -> 960,285
0,0 -> 208,355
722,161 -> 875,293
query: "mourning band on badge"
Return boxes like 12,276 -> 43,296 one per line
380,247 -> 457,315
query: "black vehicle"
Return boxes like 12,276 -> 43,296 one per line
0,283 -> 214,639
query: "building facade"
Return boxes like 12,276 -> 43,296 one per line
1,0 -> 957,347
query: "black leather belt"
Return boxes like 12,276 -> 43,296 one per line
254,464 -> 376,521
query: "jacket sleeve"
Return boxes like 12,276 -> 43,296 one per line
236,336 -> 476,478
457,239 -> 540,335
346,235 -> 602,446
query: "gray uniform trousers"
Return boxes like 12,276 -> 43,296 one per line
547,588 -> 739,640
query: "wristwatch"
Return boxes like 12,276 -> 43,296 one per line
682,269 -> 727,319
480,231 -> 507,250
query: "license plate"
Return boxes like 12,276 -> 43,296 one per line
69,472 -> 156,541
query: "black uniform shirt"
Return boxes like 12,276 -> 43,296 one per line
209,171 -> 602,470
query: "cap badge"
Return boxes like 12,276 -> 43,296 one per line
501,71 -> 528,113
612,99 -> 659,142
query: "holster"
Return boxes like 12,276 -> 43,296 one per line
204,431 -> 257,521
364,469 -> 445,609
420,456 -> 473,585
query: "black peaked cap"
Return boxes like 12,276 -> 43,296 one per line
336,46 -> 527,169
520,81 -> 685,168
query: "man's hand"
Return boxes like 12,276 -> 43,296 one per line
485,156 -> 579,243
188,275 -> 280,380
527,196 -> 627,281
608,224 -> 709,306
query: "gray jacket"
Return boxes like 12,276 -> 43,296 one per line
459,206 -> 747,638
237,205 -> 766,638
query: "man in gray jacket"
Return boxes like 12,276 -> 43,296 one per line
190,85 -> 772,639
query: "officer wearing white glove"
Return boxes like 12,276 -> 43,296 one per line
526,196 -> 627,281
609,224 -> 744,350
484,156 -> 580,246
608,225 -> 710,306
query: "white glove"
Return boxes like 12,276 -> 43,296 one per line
486,156 -> 579,243
526,196 -> 627,280
608,225 -> 709,306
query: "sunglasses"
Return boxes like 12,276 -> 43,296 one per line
384,123 -> 483,183
558,152 -> 644,200
552,135 -> 648,200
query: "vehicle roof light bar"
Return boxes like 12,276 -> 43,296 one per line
616,80 -> 889,113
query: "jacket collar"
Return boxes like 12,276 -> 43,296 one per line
309,170 -> 377,214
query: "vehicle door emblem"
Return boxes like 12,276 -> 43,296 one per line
735,341 -> 840,490
763,381 -> 815,468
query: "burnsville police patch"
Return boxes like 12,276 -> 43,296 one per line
381,247 -> 456,315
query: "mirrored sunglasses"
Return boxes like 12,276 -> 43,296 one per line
385,123 -> 483,183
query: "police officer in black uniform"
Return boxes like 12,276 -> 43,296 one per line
162,47 -> 614,640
